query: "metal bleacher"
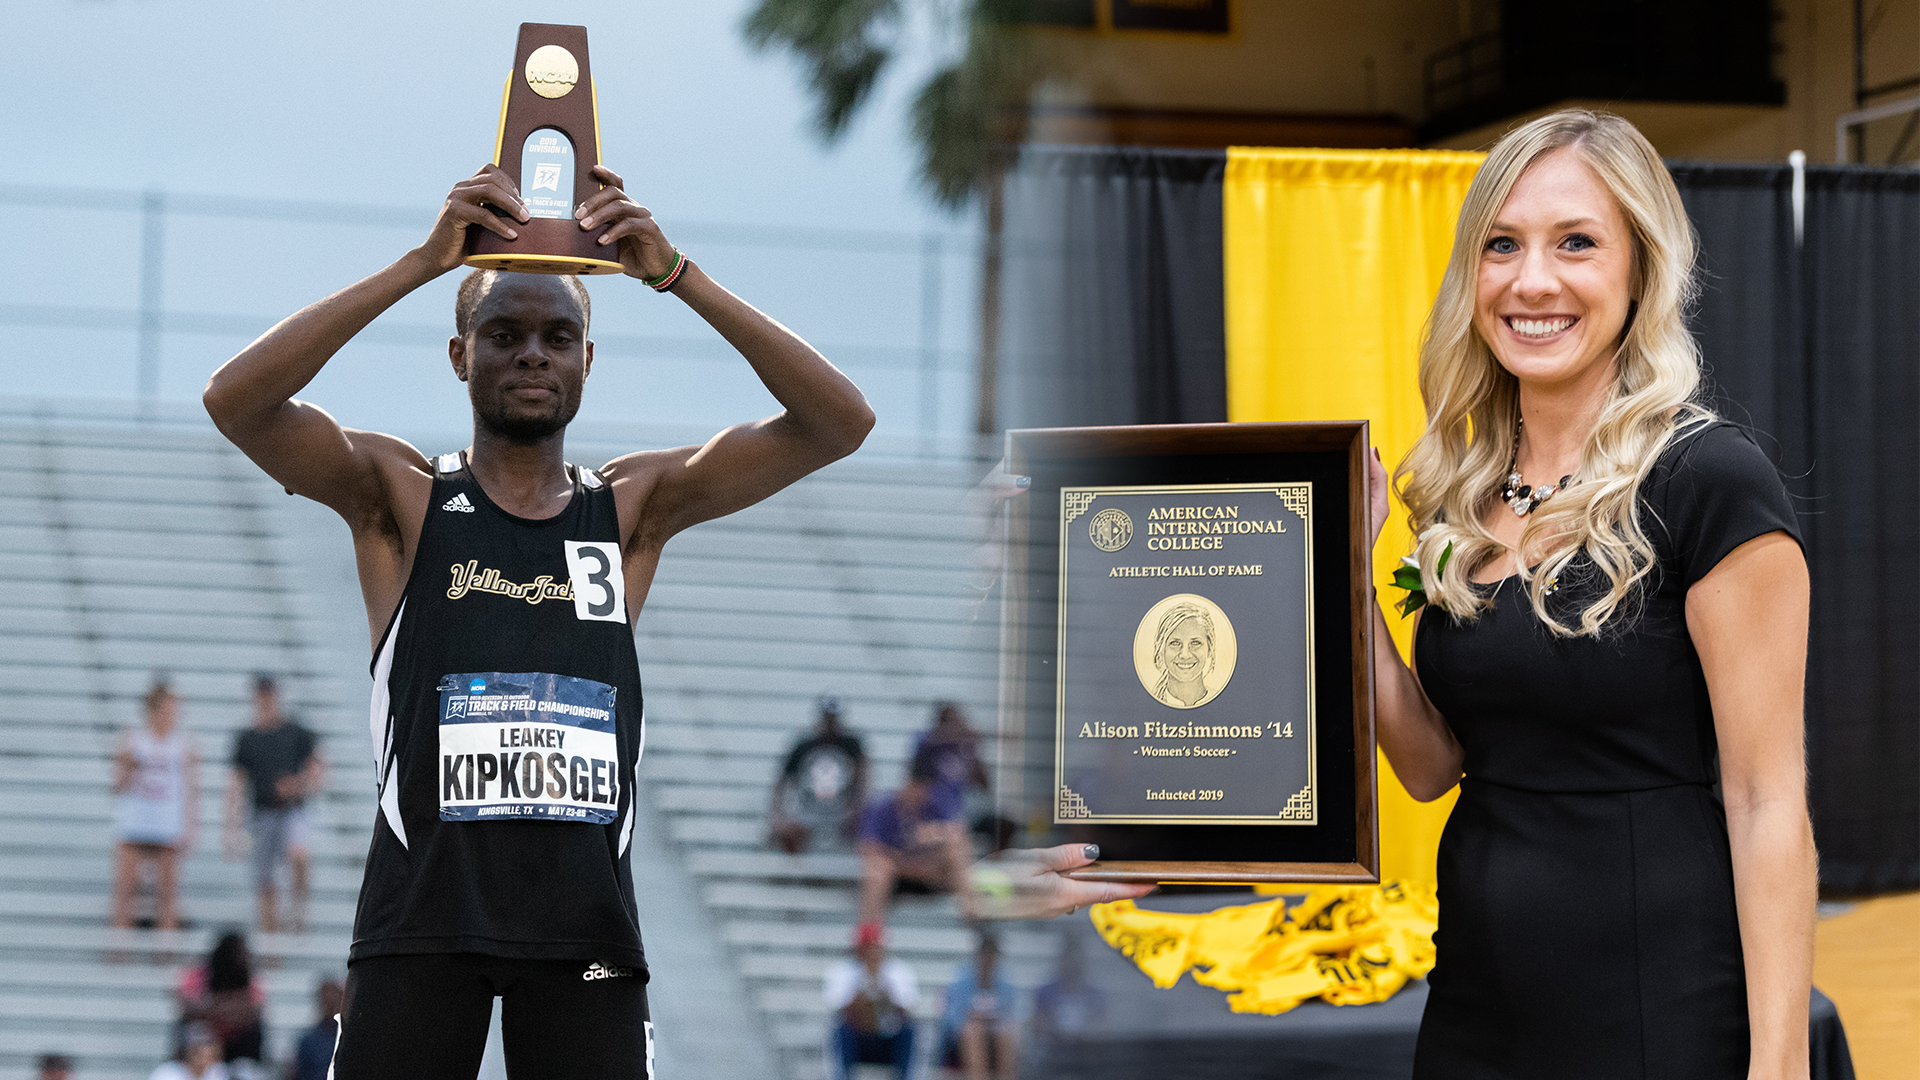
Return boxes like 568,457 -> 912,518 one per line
0,403 -> 1050,1080
0,404 -> 374,1080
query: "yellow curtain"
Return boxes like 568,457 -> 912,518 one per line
1223,147 -> 1485,884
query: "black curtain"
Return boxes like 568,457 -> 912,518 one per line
1673,162 -> 1920,894
998,146 -> 1227,429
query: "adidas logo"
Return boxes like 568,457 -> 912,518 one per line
441,493 -> 475,513
583,961 -> 634,981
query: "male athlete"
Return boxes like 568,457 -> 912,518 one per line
203,163 -> 876,1079
205,163 -> 1145,1078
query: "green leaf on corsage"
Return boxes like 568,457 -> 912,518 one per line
1388,541 -> 1452,617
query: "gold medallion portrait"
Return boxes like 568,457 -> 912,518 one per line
1132,593 -> 1237,709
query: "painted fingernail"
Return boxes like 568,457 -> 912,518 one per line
579,216 -> 593,229
1082,844 -> 1099,861
506,230 -> 518,239
597,234 -> 610,245
1015,476 -> 1032,488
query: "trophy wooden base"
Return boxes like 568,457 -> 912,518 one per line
465,220 -> 624,275
464,254 -> 624,275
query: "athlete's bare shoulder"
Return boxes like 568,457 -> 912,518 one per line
347,427 -> 436,539
323,427 -> 440,647
596,445 -> 696,553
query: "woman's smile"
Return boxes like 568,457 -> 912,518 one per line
1504,315 -> 1578,341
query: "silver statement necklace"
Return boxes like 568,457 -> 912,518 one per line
1500,421 -> 1573,517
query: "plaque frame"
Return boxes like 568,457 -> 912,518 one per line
999,421 -> 1378,885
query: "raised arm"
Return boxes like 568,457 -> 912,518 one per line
1368,449 -> 1465,801
202,166 -> 531,522
577,167 -> 876,544
1687,532 -> 1815,1080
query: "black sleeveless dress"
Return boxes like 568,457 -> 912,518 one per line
350,451 -> 649,971
1410,424 -> 1799,1078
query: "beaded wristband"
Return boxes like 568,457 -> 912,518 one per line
643,249 -> 688,292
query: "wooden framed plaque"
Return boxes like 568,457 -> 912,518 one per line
997,422 -> 1378,885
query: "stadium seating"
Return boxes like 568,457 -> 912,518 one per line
0,410 -> 373,1080
0,408 -> 1051,1080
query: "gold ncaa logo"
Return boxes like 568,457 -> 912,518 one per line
525,45 -> 580,99
1089,508 -> 1132,552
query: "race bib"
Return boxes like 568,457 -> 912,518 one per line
564,540 -> 627,623
437,672 -> 620,823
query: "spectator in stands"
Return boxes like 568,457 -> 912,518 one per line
913,702 -> 986,824
915,702 -> 1019,853
36,1053 -> 74,1080
939,932 -> 1018,1080
824,923 -> 917,1080
287,976 -> 343,1080
111,676 -> 197,930
151,1024 -> 227,1080
223,675 -> 322,933
1030,931 -> 1104,1040
768,695 -> 868,854
176,932 -> 265,1066
857,750 -> 972,926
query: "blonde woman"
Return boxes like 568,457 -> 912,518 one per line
1369,111 -> 1816,1078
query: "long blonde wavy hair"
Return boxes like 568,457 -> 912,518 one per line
1395,110 -> 1712,636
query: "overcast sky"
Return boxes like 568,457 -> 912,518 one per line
4,0 -> 978,447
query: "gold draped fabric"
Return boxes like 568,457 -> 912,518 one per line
1223,147 -> 1485,884
1090,882 -> 1439,1014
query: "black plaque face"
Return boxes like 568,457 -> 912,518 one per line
1054,484 -> 1316,825
999,423 -> 1378,885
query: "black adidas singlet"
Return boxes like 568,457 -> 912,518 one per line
351,451 -> 647,971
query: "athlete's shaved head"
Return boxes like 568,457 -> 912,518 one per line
455,269 -> 590,339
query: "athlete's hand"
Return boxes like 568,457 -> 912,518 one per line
412,165 -> 529,275
968,844 -> 1156,920
574,166 -> 678,282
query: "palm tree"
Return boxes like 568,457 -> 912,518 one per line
741,0 -> 1046,210
743,0 -> 1053,431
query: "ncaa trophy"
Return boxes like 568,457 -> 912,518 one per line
464,23 -> 624,275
